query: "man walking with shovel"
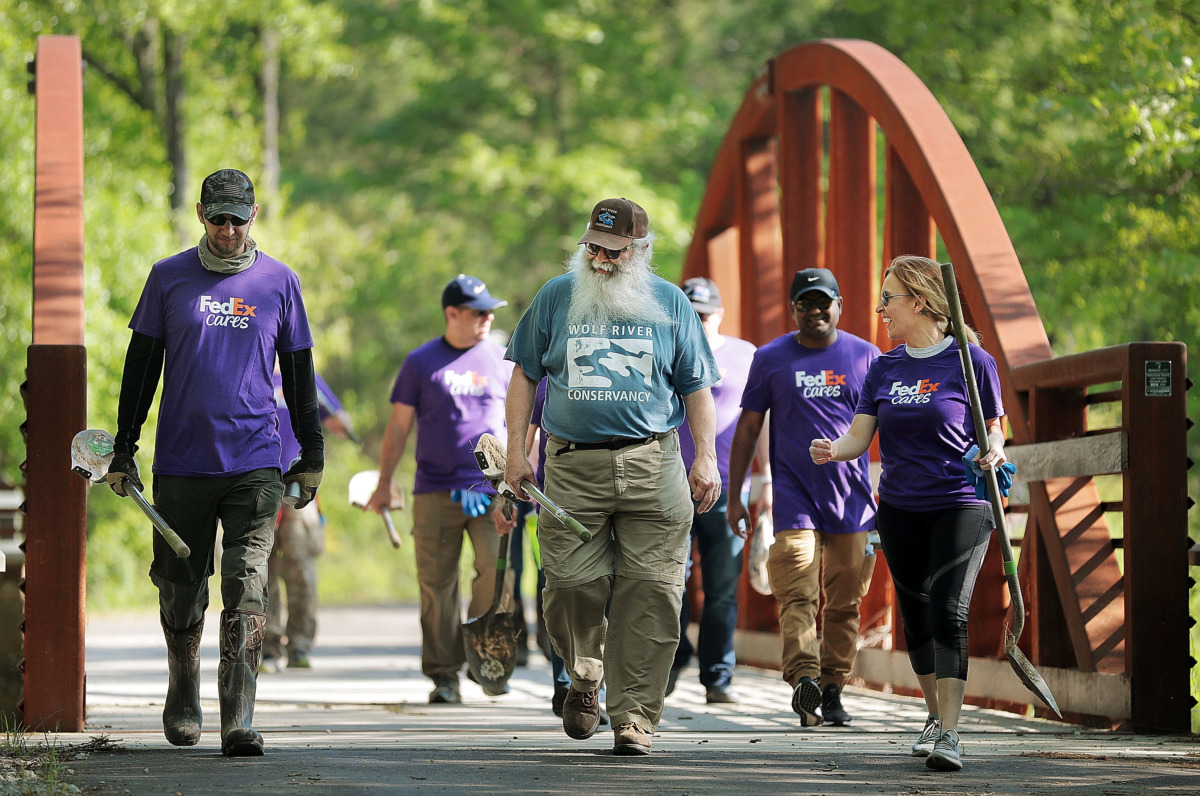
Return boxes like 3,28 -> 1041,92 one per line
502,198 -> 721,756
364,274 -> 512,705
106,168 -> 323,757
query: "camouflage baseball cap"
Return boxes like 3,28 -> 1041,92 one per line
200,169 -> 255,221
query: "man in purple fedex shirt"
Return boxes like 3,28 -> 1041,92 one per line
106,169 -> 322,757
365,274 -> 513,704
727,268 -> 880,728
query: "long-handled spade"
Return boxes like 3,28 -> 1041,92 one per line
462,509 -> 519,696
940,262 -> 1061,717
69,428 -> 191,559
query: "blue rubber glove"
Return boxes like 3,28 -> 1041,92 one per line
962,444 -> 1017,500
450,488 -> 492,517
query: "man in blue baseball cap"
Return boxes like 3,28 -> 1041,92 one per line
365,274 -> 512,704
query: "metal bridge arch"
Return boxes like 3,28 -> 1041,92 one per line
682,39 -> 1190,733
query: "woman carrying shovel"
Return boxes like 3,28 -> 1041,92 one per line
810,255 -> 1007,773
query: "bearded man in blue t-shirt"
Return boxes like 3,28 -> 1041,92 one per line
107,169 -> 323,757
503,198 -> 721,757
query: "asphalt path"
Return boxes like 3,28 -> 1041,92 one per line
53,605 -> 1200,795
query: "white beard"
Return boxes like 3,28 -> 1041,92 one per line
565,245 -> 675,327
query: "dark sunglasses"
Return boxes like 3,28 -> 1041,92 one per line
584,242 -> 632,259
205,214 -> 250,227
792,295 -> 834,312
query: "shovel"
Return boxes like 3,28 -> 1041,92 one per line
940,262 -> 1061,717
69,429 -> 191,559
473,433 -> 592,542
348,470 -> 404,548
462,516 -> 519,696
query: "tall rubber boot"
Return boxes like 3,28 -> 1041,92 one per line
162,616 -> 204,746
218,609 -> 266,757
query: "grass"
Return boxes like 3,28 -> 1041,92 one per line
0,718 -> 118,795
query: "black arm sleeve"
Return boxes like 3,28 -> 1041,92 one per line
113,331 -> 165,456
278,348 -> 324,458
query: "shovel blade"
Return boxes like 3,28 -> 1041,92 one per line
462,610 -> 518,696
1005,635 -> 1061,717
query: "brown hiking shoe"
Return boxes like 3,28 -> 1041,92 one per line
613,721 -> 652,755
562,686 -> 600,740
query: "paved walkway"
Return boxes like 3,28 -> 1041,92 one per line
57,605 -> 1199,794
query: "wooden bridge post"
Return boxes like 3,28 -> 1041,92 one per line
1124,342 -> 1189,732
22,35 -> 87,732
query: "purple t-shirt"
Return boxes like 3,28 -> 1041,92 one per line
741,331 -> 880,533
855,339 -> 1003,511
391,337 -> 512,495
679,334 -> 757,490
274,371 -> 342,467
130,248 -> 313,477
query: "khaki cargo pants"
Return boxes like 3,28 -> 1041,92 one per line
539,430 -> 693,734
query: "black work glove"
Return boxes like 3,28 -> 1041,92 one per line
282,450 -> 323,509
106,452 -> 143,497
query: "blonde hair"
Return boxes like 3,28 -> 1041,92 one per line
885,255 -> 981,346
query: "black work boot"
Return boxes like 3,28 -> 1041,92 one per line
162,616 -> 204,746
218,610 -> 266,757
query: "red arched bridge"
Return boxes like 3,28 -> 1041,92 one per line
19,36 -> 1194,734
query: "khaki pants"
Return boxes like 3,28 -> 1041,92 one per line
768,528 -> 876,689
412,491 -> 499,682
540,431 -> 693,733
264,500 -> 323,658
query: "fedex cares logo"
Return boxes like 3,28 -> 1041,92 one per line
888,378 -> 940,405
795,370 -> 846,398
200,295 -> 256,329
444,369 -> 488,397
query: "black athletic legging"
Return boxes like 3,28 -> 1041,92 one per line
876,500 -> 993,681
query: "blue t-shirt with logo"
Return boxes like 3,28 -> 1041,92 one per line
679,334 -> 757,490
505,273 -> 719,443
130,248 -> 313,477
391,337 -> 512,495
855,339 -> 1003,511
741,331 -> 880,533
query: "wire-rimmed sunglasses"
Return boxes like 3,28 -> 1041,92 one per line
879,291 -> 915,307
583,242 -> 632,259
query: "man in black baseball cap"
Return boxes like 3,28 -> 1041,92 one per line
790,267 -> 841,301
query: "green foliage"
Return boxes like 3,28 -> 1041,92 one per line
0,3 -> 1195,630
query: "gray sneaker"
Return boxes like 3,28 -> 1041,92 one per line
911,715 -> 941,757
926,729 -> 963,771
791,676 -> 823,726
428,679 -> 461,705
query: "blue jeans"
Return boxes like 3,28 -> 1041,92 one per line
673,489 -> 744,689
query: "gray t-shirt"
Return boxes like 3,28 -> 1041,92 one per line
506,273 -> 718,443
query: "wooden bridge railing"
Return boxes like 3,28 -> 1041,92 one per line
682,39 -> 1192,733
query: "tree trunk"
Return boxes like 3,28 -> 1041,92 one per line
259,26 -> 282,210
163,27 -> 190,246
